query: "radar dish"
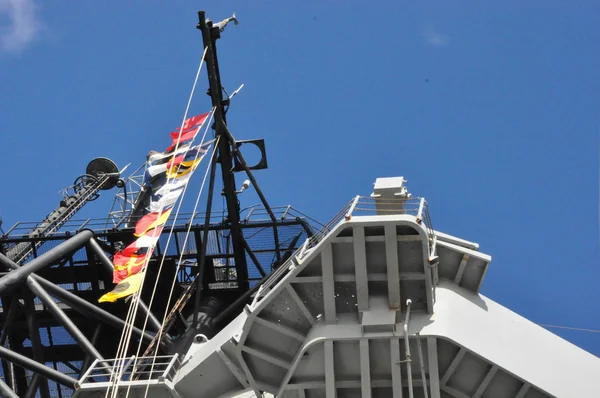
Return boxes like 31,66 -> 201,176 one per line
85,157 -> 120,190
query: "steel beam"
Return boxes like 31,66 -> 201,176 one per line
324,340 -> 336,398
0,377 -> 19,398
62,361 -> 80,374
0,295 -> 16,388
390,338 -> 403,397
197,12 -> 250,292
24,374 -> 45,398
427,338 -> 440,398
292,272 -> 425,284
515,383 -> 530,398
15,345 -> 98,363
0,230 -> 93,295
384,224 -> 401,310
353,226 -> 369,311
1,219 -> 307,246
6,333 -> 27,394
0,345 -> 78,388
440,347 -> 466,386
334,235 -> 423,244
224,123 -> 282,263
473,365 -> 497,398
454,254 -> 469,284
241,345 -> 291,369
213,274 -> 268,328
441,386 -> 470,398
193,146 -> 218,327
0,298 -> 21,345
216,348 -> 249,388
359,339 -> 372,398
242,238 -> 266,277
416,333 -> 429,398
25,277 -> 105,363
253,316 -> 305,341
404,300 -> 414,398
80,324 -> 103,378
285,380 -> 432,390
33,275 -> 161,348
285,285 -> 315,325
321,244 -> 336,323
0,252 -> 161,348
0,358 -> 15,394
23,294 -> 51,398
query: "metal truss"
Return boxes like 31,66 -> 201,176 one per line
0,208 -> 316,397
104,163 -> 146,230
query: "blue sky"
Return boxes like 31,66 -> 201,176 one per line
0,0 -> 598,357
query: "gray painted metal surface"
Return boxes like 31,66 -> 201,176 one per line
74,177 -> 600,398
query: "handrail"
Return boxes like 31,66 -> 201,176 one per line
2,204 -> 317,239
78,355 -> 180,385
250,199 -> 355,306
417,197 -> 426,222
250,196 -> 435,306
347,196 -> 435,242
345,195 -> 360,220
4,174 -> 110,265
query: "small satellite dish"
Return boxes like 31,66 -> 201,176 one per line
85,157 -> 120,190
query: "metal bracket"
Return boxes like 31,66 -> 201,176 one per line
233,139 -> 268,172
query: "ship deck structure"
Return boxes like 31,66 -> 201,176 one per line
72,177 -> 600,398
0,9 -> 598,398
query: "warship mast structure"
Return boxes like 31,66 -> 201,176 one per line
0,10 -> 598,398
0,11 -> 315,397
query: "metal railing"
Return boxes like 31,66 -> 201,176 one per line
347,196 -> 435,241
251,199 -> 354,305
2,204 -> 317,239
78,355 -> 180,386
251,196 -> 435,306
4,174 -> 111,265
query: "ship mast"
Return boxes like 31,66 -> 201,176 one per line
192,11 -> 280,327
0,11 -> 319,397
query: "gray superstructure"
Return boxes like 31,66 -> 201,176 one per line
75,177 -> 600,398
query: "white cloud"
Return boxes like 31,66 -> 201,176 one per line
422,28 -> 449,47
0,0 -> 41,53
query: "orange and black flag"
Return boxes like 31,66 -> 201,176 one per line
98,272 -> 145,303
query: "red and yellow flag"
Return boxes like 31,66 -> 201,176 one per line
134,208 -> 172,237
112,250 -> 151,283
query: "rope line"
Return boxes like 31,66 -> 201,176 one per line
538,324 -> 600,333
141,134 -> 220,398
122,110 -> 216,398
116,82 -> 211,398
123,107 -> 214,396
106,45 -> 208,398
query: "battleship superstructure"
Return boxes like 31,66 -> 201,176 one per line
72,177 -> 600,398
0,10 -> 598,398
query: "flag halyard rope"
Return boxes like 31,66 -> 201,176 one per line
106,45 -> 209,398
139,133 -> 219,398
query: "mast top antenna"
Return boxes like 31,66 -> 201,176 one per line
197,11 -> 238,33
